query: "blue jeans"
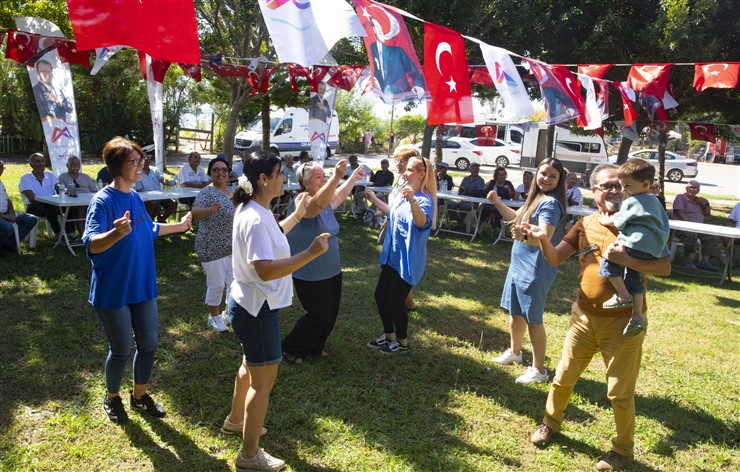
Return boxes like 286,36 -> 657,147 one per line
0,213 -> 38,250
599,247 -> 654,295
228,297 -> 282,366
95,299 -> 158,393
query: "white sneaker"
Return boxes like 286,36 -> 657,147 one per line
220,310 -> 231,326
235,448 -> 286,472
516,366 -> 549,384
493,348 -> 523,365
208,315 -> 228,332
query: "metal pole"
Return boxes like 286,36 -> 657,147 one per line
387,104 -> 395,159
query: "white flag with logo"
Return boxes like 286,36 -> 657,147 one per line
144,55 -> 165,172
479,43 -> 533,120
579,74 -> 602,130
17,17 -> 81,175
259,0 -> 365,67
91,46 -> 125,75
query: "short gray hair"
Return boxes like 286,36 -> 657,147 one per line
590,163 -> 618,188
66,155 -> 81,166
295,161 -> 321,191
28,152 -> 44,164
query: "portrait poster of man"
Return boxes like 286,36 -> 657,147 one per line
354,0 -> 428,104
31,58 -> 75,123
309,79 -> 337,163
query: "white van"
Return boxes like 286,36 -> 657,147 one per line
519,123 -> 608,174
234,107 -> 339,156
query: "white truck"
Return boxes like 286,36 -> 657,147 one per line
519,123 -> 608,175
234,107 -> 339,156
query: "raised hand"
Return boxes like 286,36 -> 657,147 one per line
293,192 -> 310,219
113,211 -> 132,236
308,232 -> 331,256
335,159 -> 348,177
487,190 -> 500,203
401,186 -> 415,202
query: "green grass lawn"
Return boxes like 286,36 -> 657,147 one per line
0,162 -> 738,471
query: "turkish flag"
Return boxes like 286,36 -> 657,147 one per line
5,30 -> 45,64
56,40 -> 90,67
693,63 -> 740,92
246,67 -> 277,95
469,66 -> 494,87
180,64 -> 202,83
627,64 -> 671,98
577,64 -> 613,79
688,123 -> 717,143
66,0 -> 200,64
549,65 -> 588,127
475,125 -> 497,146
423,22 -> 473,125
614,82 -> 639,126
327,66 -> 366,91
138,52 -> 170,83
207,57 -> 250,78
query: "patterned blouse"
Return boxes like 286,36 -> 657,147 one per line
193,186 -> 235,263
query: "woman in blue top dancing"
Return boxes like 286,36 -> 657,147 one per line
486,158 -> 567,384
364,153 -> 437,355
83,137 -> 192,424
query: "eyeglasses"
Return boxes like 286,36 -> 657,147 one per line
211,168 -> 229,174
594,183 -> 622,192
687,186 -> 700,191
124,158 -> 145,167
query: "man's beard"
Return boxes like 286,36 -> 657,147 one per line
604,196 -> 622,213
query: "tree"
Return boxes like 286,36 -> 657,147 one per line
333,89 -> 380,153
394,114 -> 426,143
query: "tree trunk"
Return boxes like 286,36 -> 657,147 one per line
617,138 -> 633,164
435,126 -> 443,164
546,125 -> 555,159
421,123 -> 435,158
262,96 -> 270,152
221,81 -> 252,166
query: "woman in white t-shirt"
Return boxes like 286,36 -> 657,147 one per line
223,150 -> 329,472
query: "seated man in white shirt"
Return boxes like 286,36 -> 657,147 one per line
343,154 -> 372,215
0,160 -> 38,253
135,154 -> 177,222
19,152 -> 62,236
57,155 -> 97,238
177,151 -> 211,206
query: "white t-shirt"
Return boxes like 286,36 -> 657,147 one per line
231,161 -> 244,178
177,165 -> 210,187
729,202 -> 740,229
231,200 -> 293,316
0,180 -> 9,214
566,186 -> 583,206
19,171 -> 58,206
516,183 -> 527,201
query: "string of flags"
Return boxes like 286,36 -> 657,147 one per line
2,0 -> 739,142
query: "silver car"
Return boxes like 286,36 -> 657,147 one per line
624,149 -> 699,182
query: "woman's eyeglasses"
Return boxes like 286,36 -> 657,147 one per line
125,158 -> 145,167
211,167 -> 229,174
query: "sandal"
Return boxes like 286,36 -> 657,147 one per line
282,352 -> 303,364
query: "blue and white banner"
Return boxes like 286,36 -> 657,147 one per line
259,0 -> 365,67
479,43 -> 533,120
17,16 -> 81,176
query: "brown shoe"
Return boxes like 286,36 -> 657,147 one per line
530,423 -> 556,446
595,450 -> 632,470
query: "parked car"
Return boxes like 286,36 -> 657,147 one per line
467,138 -> 521,168
416,137 -> 484,170
610,149 -> 698,182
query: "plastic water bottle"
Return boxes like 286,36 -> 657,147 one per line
440,180 -> 448,192
58,182 -> 66,196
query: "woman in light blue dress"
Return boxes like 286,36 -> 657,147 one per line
486,158 -> 567,385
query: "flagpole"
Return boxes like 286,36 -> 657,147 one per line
387,103 -> 395,159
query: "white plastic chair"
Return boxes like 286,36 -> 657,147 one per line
11,221 -> 38,255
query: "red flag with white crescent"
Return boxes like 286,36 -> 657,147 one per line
627,64 -> 671,98
423,22 -> 474,125
614,82 -> 639,126
326,66 -> 367,91
577,64 -> 613,79
693,63 -> 740,91
688,123 -> 717,142
469,66 -> 494,87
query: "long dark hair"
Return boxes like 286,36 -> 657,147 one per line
232,150 -> 282,206
513,158 -> 567,231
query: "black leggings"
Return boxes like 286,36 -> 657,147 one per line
374,265 -> 413,340
282,273 -> 343,357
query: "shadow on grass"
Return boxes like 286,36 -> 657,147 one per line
1,218 -> 737,470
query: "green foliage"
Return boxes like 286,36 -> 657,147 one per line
394,114 -> 426,143
334,90 -> 381,153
